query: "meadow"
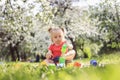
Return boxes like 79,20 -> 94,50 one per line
0,52 -> 120,80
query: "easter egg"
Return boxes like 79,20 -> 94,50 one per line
90,60 -> 97,66
73,62 -> 81,67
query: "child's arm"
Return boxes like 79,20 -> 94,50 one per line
46,50 -> 53,59
66,43 -> 73,50
64,42 -> 75,57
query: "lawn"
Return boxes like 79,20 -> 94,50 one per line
0,52 -> 120,80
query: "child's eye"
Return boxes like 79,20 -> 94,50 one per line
59,35 -> 61,38
54,36 -> 57,38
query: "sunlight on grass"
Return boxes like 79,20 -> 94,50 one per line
0,52 -> 120,80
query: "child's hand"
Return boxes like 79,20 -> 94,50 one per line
61,53 -> 65,58
46,50 -> 53,59
46,53 -> 52,59
63,43 -> 73,49
66,43 -> 73,50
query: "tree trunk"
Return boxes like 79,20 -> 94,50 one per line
15,46 -> 20,61
9,43 -> 16,61
9,42 -> 20,61
68,36 -> 77,59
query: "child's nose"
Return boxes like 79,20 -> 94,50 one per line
57,37 -> 60,40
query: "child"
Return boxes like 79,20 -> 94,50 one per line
45,27 -> 75,65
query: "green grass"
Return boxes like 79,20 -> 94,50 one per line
0,52 -> 120,80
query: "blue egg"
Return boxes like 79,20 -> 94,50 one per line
90,60 -> 97,66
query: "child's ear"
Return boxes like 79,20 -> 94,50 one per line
48,28 -> 52,33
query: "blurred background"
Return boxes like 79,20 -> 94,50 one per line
0,0 -> 120,62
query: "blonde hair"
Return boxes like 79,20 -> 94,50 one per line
48,27 -> 64,33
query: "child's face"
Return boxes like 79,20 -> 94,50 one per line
50,29 -> 64,45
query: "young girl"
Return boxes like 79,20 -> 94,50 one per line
45,27 -> 75,64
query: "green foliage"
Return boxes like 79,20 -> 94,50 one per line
83,43 -> 102,58
89,0 -> 120,50
83,46 -> 91,59
77,49 -> 84,57
107,42 -> 120,48
76,37 -> 102,58
0,52 -> 120,80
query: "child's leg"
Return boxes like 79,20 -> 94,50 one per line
64,50 -> 75,61
43,59 -> 54,65
43,57 -> 60,65
44,53 -> 54,64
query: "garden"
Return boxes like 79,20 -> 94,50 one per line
0,0 -> 120,80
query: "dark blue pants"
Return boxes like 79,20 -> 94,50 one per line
52,57 -> 60,64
